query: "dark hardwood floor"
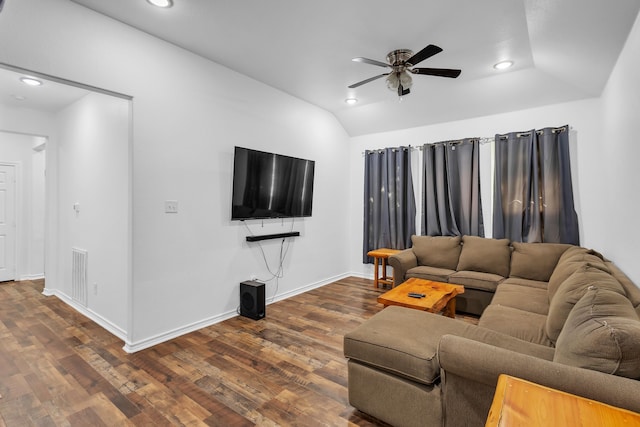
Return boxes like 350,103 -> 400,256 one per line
0,277 -> 387,426
0,277 -> 478,426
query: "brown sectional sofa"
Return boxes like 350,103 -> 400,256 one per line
344,235 -> 640,427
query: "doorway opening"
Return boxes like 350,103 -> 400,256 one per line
0,62 -> 133,342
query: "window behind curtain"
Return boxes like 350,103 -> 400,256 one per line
492,126 -> 579,244
363,147 -> 416,263
422,139 -> 484,237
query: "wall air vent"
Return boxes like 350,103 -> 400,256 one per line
71,248 -> 88,306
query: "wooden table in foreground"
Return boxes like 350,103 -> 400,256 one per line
486,374 -> 640,427
367,248 -> 401,288
377,277 -> 464,318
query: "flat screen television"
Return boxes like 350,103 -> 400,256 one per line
231,146 -> 315,220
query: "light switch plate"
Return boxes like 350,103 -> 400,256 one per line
165,200 -> 178,213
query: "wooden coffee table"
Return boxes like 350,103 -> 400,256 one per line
377,277 -> 464,318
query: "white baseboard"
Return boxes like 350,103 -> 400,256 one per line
18,274 -> 45,281
41,273 -> 360,354
122,310 -> 239,353
348,271 -> 374,280
122,273 -> 353,353
266,272 -> 352,304
41,288 -> 127,342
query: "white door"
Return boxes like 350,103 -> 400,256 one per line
0,164 -> 16,282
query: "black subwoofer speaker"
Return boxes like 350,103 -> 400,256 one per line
240,280 -> 265,320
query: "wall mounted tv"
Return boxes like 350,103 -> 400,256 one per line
231,146 -> 315,220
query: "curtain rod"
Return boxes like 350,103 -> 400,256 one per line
362,139 -> 488,155
426,137 -> 493,146
497,125 -> 569,140
361,126 -> 571,154
362,146 -> 414,155
421,137 -> 496,148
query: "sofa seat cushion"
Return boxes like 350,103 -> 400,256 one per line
449,270 -> 504,292
510,242 -> 572,282
479,304 -> 552,346
554,286 -> 640,379
490,284 -> 549,315
411,235 -> 462,270
546,265 -> 625,343
456,236 -> 511,277
406,266 -> 455,283
501,277 -> 549,290
343,306 -> 475,385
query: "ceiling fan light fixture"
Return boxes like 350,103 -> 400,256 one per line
399,72 -> 412,89
146,0 -> 173,8
386,73 -> 400,91
494,60 -> 514,70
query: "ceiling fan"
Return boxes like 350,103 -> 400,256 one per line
348,44 -> 461,97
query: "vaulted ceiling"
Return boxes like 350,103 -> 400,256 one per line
3,1 -> 640,136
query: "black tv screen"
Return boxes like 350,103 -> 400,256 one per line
231,146 -> 315,220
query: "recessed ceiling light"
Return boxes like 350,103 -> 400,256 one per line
493,60 -> 514,70
146,0 -> 173,7
12,95 -> 26,101
20,77 -> 43,86
345,98 -> 358,105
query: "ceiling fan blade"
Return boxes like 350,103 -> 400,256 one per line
352,57 -> 391,68
405,44 -> 443,66
411,68 -> 461,78
348,73 -> 389,89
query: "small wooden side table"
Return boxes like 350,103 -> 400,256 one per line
486,374 -> 640,427
367,248 -> 401,288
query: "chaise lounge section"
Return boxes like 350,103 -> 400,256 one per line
344,236 -> 640,427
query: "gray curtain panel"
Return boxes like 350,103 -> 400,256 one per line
422,139 -> 484,237
492,126 -> 579,244
363,147 -> 416,263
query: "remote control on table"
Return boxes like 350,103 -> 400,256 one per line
408,292 -> 425,298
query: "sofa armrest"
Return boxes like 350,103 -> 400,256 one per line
438,335 -> 640,417
388,249 -> 417,286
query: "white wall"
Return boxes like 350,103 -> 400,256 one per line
54,92 -> 131,335
30,140 -> 46,278
0,0 -> 351,351
0,131 -> 46,280
348,98 -> 604,278
598,11 -> 640,284
128,58 -> 351,349
0,105 -> 56,136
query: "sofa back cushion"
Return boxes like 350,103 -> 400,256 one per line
456,235 -> 511,277
554,286 -> 640,379
510,242 -> 572,282
546,265 -> 625,343
606,261 -> 640,317
548,247 -> 608,299
411,235 -> 462,270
